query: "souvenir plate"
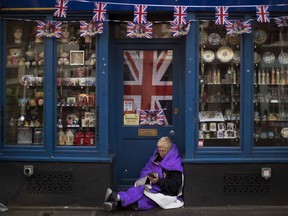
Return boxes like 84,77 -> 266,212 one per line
227,34 -> 240,45
201,50 -> 215,62
254,52 -> 261,64
278,52 -> 288,64
263,52 -> 275,64
216,46 -> 234,63
232,51 -> 240,63
281,127 -> 288,138
254,30 -> 267,44
199,31 -> 208,45
208,33 -> 221,45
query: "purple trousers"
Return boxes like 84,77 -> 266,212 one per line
118,185 -> 158,210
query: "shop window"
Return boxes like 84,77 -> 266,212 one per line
6,20 -> 45,145
198,21 -> 241,147
56,22 -> 97,146
253,19 -> 288,146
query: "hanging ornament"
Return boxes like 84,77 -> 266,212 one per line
275,16 -> 288,27
133,5 -> 148,24
256,5 -> 270,23
92,2 -> 107,22
54,0 -> 69,18
37,21 -> 62,38
80,21 -> 103,36
127,22 -> 153,38
226,20 -> 252,35
170,21 -> 190,37
215,6 -> 229,25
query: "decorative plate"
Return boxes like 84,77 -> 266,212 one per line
199,31 -> 208,45
208,33 -> 221,45
216,46 -> 234,63
263,52 -> 275,64
232,51 -> 240,63
278,52 -> 288,64
254,30 -> 267,44
281,127 -> 288,138
201,50 -> 215,62
227,34 -> 240,45
254,52 -> 261,64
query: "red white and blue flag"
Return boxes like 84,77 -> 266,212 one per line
139,109 -> 165,125
93,2 -> 107,22
123,50 -> 173,125
80,21 -> 103,36
215,6 -> 229,25
37,21 -> 62,38
173,6 -> 187,25
226,20 -> 251,34
54,0 -> 69,18
127,22 -> 153,38
275,16 -> 288,27
134,5 -> 148,24
256,5 -> 270,23
170,21 -> 190,37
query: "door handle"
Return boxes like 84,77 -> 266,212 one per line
173,107 -> 179,114
170,130 -> 175,136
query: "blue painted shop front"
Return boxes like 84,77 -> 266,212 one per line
1,0 -> 288,207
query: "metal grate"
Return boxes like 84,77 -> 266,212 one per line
223,173 -> 270,196
26,170 -> 73,194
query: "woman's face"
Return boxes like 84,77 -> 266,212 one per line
157,144 -> 171,158
14,28 -> 23,40
62,25 -> 70,39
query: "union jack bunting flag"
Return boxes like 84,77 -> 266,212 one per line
139,109 -> 165,126
54,0 -> 69,18
215,6 -> 229,25
133,5 -> 148,24
123,50 -> 173,125
275,16 -> 288,27
226,20 -> 251,34
37,21 -> 62,38
127,22 -> 153,39
173,6 -> 187,25
80,21 -> 103,37
170,21 -> 190,37
92,2 -> 107,22
256,5 -> 270,23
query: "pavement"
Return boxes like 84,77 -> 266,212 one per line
1,205 -> 288,216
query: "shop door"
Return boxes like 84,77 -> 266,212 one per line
114,43 -> 183,188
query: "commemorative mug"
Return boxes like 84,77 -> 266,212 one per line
225,130 -> 239,138
217,123 -> 226,131
209,122 -> 217,131
227,123 -> 237,131
199,130 -> 204,139
200,123 -> 209,132
217,130 -> 225,139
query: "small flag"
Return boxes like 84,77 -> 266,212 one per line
256,5 -> 270,23
139,109 -> 165,125
226,20 -> 251,34
92,2 -> 107,22
80,21 -> 103,37
170,21 -> 190,37
54,0 -> 69,18
275,16 -> 288,27
37,21 -> 62,38
134,5 -> 148,24
173,6 -> 187,25
215,6 -> 229,25
127,22 -> 153,38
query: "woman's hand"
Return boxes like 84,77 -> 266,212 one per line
147,172 -> 159,184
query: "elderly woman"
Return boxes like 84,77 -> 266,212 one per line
104,136 -> 184,211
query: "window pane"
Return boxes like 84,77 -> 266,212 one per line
253,20 -> 288,146
56,22 -> 97,146
123,50 -> 173,126
6,20 -> 45,145
198,21 -> 241,147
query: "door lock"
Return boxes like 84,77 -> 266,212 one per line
170,130 -> 175,136
174,107 -> 179,114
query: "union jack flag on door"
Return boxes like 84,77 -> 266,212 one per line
123,50 -> 173,125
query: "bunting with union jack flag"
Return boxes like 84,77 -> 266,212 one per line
215,6 -> 229,25
139,109 -> 165,126
54,0 -> 69,18
37,21 -> 62,38
170,21 -> 190,37
127,22 -> 153,38
275,16 -> 288,27
80,21 -> 103,37
123,50 -> 173,125
173,6 -> 188,25
92,2 -> 107,22
134,5 -> 148,24
226,20 -> 251,34
256,5 -> 270,23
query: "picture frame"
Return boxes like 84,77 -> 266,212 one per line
70,50 -> 84,65
18,128 -> 32,144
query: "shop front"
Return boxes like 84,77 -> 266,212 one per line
1,0 -> 288,207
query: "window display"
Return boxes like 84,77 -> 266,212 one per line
6,21 -> 44,145
198,21 -> 241,147
56,22 -> 97,146
253,20 -> 288,146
